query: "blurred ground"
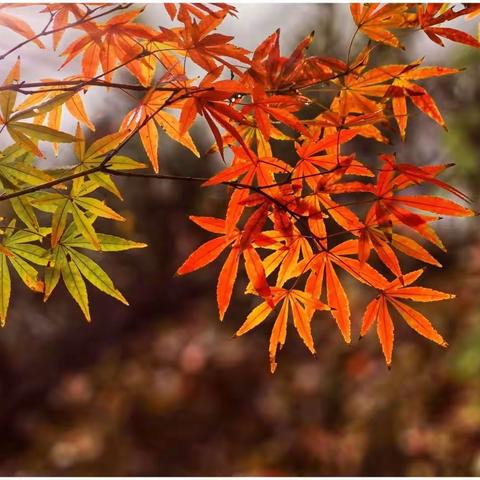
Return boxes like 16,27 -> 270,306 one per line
0,3 -> 480,476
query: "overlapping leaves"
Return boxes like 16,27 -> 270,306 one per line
0,2 -> 478,373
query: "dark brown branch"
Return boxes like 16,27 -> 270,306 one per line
103,168 -> 308,225
0,56 -> 360,98
0,87 -> 213,202
0,3 -> 133,61
0,166 -> 103,201
102,170 -> 208,183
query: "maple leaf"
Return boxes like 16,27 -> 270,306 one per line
331,49 -> 460,138
359,154 -> 475,251
301,156 -> 366,236
177,67 -> 251,160
330,46 -> 393,117
13,76 -> 95,156
239,219 -> 313,293
203,146 -> 291,232
176,215 -> 272,320
40,4 -> 86,50
0,144 -> 56,191
312,110 -> 389,144
0,60 -> 77,157
305,239 -> 387,343
0,219 -> 47,324
0,6 -> 45,49
386,62 -> 460,139
0,144 -> 69,233
244,29 -> 339,91
359,205 -> 442,278
43,221 -> 146,321
350,3 -> 415,49
417,4 -> 480,48
244,86 -> 309,139
293,130 -> 372,191
72,125 -> 145,200
173,3 -> 238,22
120,88 -> 199,172
30,174 -> 126,251
360,268 -> 452,366
236,287 -> 330,373
60,10 -> 157,85
15,76 -> 94,133
155,8 -> 250,75
206,115 -> 291,158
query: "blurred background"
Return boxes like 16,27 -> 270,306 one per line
0,3 -> 480,476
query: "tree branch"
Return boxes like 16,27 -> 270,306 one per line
0,3 -> 133,61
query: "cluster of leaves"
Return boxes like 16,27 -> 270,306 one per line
0,3 -> 478,371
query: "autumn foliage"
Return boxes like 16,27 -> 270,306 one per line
0,3 -> 479,372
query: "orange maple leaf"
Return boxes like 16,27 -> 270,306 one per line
361,268 -> 452,366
